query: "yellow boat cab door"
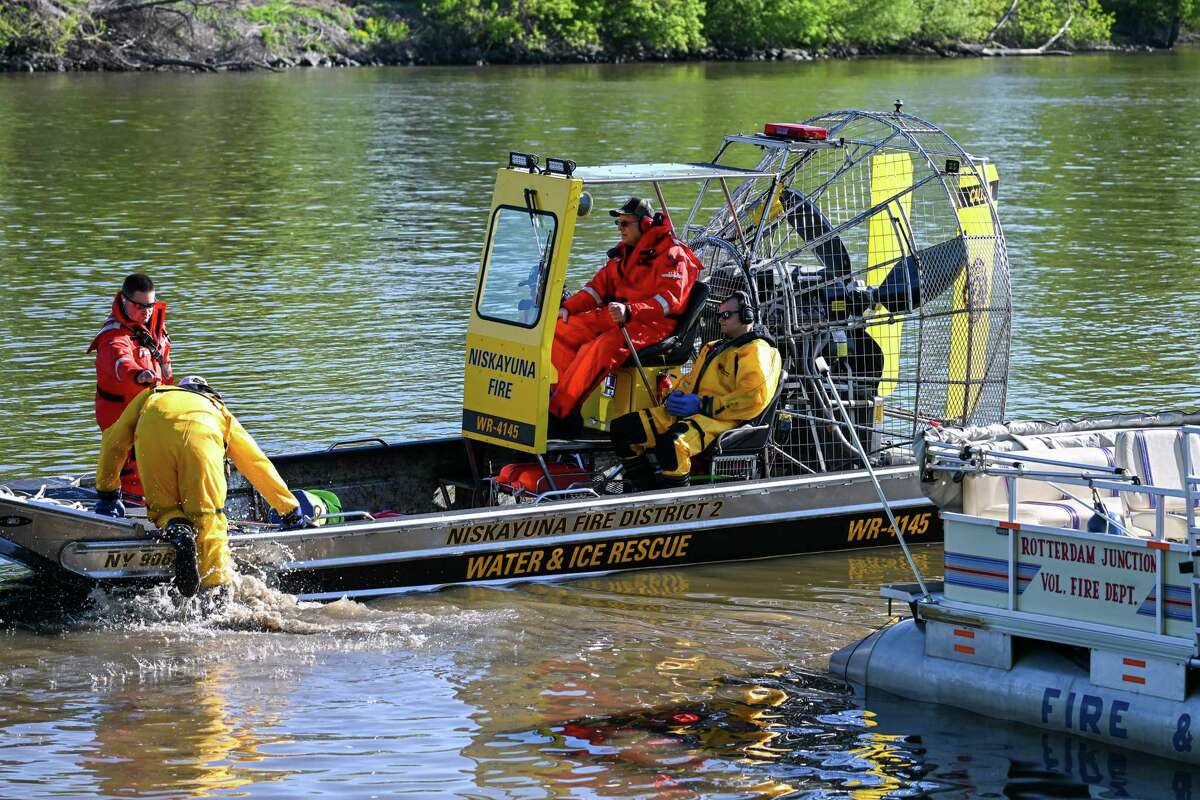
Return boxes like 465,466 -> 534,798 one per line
462,157 -> 584,455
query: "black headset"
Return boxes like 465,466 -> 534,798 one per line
729,290 -> 755,324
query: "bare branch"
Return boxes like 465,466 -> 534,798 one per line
985,0 -> 1020,43
128,52 -> 217,70
94,0 -> 189,17
214,59 -> 283,72
1037,10 -> 1074,51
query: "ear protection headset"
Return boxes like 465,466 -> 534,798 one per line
730,290 -> 755,324
639,212 -> 661,234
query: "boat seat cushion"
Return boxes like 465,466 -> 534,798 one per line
1115,429 -> 1200,512
1127,510 -> 1191,542
981,496 -> 1124,531
963,445 -> 1117,516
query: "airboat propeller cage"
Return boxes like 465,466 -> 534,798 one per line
691,108 -> 1011,469
463,109 -> 1010,466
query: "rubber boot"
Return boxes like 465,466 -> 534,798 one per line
659,473 -> 691,490
622,456 -> 657,492
163,518 -> 201,598
198,582 -> 233,615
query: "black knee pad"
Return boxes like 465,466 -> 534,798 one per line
610,411 -> 649,458
654,422 -> 691,473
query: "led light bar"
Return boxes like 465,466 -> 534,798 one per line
763,122 -> 829,141
509,151 -> 540,171
544,157 -> 576,177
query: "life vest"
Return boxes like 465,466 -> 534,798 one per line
87,292 -> 173,430
562,213 -> 701,324
679,327 -> 782,423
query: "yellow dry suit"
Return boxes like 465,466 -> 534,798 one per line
96,386 -> 299,588
612,330 -> 782,480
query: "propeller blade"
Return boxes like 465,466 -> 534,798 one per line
783,189 -> 852,278
875,237 -> 968,313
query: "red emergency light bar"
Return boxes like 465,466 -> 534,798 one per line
763,122 -> 828,141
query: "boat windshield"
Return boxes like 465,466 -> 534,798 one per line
476,204 -> 558,328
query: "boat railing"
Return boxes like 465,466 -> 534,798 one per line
1184,425 -> 1200,663
924,438 -> 1196,543
325,437 -> 389,451
919,430 -> 1200,654
317,510 -> 376,524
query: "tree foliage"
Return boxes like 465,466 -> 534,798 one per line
1104,0 -> 1199,45
1,1 -> 86,57
0,0 -> 1194,69
412,0 -> 704,60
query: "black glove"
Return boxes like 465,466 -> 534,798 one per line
94,490 -> 126,518
280,508 -> 317,530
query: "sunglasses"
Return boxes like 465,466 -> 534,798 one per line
716,309 -> 739,320
615,219 -> 637,228
122,292 -> 155,310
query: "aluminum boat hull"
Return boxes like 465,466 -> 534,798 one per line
0,436 -> 940,600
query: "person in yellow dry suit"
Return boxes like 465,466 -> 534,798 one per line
609,291 -> 782,490
93,376 -> 313,596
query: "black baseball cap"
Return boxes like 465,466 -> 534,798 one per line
608,197 -> 653,219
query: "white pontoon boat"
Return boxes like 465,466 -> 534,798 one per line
833,414 -> 1200,764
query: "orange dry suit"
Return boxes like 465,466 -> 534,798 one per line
549,214 -> 701,419
95,386 -> 299,589
611,328 -> 782,480
87,292 -> 174,497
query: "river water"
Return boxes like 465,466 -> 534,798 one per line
1,50 -> 1198,798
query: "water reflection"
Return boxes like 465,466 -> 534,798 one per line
4,543 -> 1200,796
0,631 -> 292,798
81,663 -> 288,798
473,671 -> 1200,798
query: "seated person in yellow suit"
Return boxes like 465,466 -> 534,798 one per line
93,376 -> 314,597
609,291 -> 782,490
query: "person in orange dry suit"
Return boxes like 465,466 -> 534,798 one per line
88,273 -> 174,498
549,197 -> 701,424
93,377 -> 313,597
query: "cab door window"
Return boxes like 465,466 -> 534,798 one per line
477,205 -> 558,328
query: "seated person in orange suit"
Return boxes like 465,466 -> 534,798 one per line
550,197 -> 701,424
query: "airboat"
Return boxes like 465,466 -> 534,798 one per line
0,108 -> 1010,599
832,414 -> 1200,764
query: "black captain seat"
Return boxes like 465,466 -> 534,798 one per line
626,281 -> 711,368
704,370 -> 788,481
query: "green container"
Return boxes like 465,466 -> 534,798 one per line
304,488 -> 342,521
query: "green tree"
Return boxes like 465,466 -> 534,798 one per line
1103,0 -> 1198,46
704,0 -> 841,49
598,0 -> 705,54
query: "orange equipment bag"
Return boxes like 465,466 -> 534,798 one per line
495,461 -> 590,494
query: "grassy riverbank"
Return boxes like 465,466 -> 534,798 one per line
1,0 -> 1195,71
